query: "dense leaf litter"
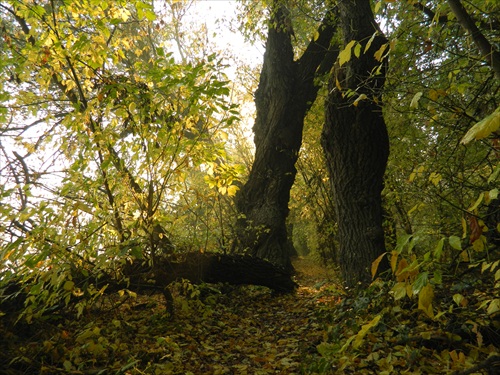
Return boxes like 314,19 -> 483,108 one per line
1,257 -> 499,374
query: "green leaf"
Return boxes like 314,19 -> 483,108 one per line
391,282 -> 407,300
63,360 -> 72,372
410,92 -> 423,109
453,293 -> 465,306
433,238 -> 445,259
461,106 -> 500,144
449,235 -> 462,250
63,280 -> 74,291
488,163 -> 500,183
412,272 -> 428,294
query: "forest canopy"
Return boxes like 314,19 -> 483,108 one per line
1,0 -> 499,374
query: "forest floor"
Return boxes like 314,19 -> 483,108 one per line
1,256 -> 341,374
2,255 -> 500,374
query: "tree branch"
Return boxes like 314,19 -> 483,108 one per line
447,0 -> 500,80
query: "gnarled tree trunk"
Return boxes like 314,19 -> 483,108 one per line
321,0 -> 390,287
233,3 -> 337,271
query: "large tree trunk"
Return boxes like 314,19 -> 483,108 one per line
321,0 -> 390,287
233,4 -> 337,271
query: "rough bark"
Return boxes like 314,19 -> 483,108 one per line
233,3 -> 338,271
321,0 -> 390,287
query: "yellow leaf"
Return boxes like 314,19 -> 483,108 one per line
418,284 -> 434,318
374,1 -> 382,14
219,130 -> 229,141
373,43 -> 388,61
128,101 -> 136,113
339,40 -> 356,67
335,77 -> 342,91
371,252 -> 387,279
395,258 -> 409,281
428,89 -> 438,101
227,185 -> 239,197
487,299 -> 500,315
408,203 -> 425,216
420,331 -> 432,340
353,315 -> 381,349
429,172 -> 442,186
472,237 -> 485,252
390,251 -> 398,273
453,293 -> 467,307
406,283 -> 413,298
364,32 -> 377,53
313,30 -> 320,42
353,93 -> 368,107
461,106 -> 500,144
353,42 -> 361,58
468,192 -> 484,211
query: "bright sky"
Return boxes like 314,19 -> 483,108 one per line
177,0 -> 263,141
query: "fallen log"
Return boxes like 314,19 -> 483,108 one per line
1,252 -> 296,319
151,252 -> 297,293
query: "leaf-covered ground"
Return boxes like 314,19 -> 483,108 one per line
1,256 -> 499,374
1,257 -> 337,374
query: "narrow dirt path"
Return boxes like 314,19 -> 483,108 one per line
157,257 -> 338,374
